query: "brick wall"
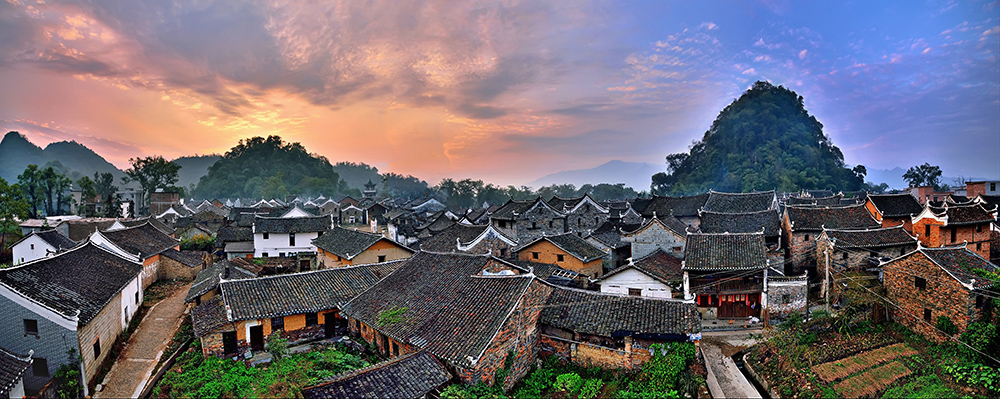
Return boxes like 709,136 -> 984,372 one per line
141,255 -> 161,289
913,219 -> 992,258
766,278 -> 808,320
788,231 -> 819,274
884,254 -> 982,342
78,292 -> 124,387
517,241 -> 603,278
622,222 -> 685,260
158,256 -> 204,281
514,206 -> 566,243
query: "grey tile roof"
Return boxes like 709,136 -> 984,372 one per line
683,232 -> 768,271
217,226 -> 253,243
638,194 -> 708,218
33,229 -> 77,251
224,241 -> 255,253
900,246 -> 999,289
937,204 -> 996,226
622,216 -> 690,237
221,261 -> 406,321
339,252 -> 536,368
302,351 -> 451,399
867,194 -> 923,218
601,248 -> 682,284
490,198 -> 536,219
700,210 -> 781,237
519,233 -> 606,263
312,227 -> 410,260
162,249 -> 206,267
102,222 -> 179,259
191,296 -> 229,337
823,226 -> 916,249
418,224 -> 488,252
787,194 -> 843,206
978,195 -> 1000,208
703,190 -> 776,213
185,259 -> 259,303
0,242 -> 143,325
0,346 -> 31,397
785,204 -> 880,231
254,215 -> 332,234
540,286 -> 700,337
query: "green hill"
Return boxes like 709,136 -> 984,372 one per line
0,131 -> 125,183
172,155 -> 222,191
332,161 -> 381,192
651,81 -> 865,195
192,136 -> 351,199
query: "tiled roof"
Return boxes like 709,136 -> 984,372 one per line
312,227 -> 409,260
703,190 -> 776,214
415,212 -> 455,233
622,216 -> 689,238
867,194 -> 923,218
939,204 -> 995,225
700,210 -> 781,237
222,261 -> 406,321
601,249 -> 682,284
185,259 -> 258,303
540,287 -> 700,337
339,252 -> 536,367
34,229 -> 77,250
823,226 -> 916,249
637,194 -> 708,218
683,232 -> 768,271
787,194 -> 843,206
254,215 -> 332,234
122,217 -> 174,236
161,249 -> 206,267
785,204 -> 879,231
0,242 -> 142,325
504,260 -> 581,287
302,351 -> 451,399
418,224 -> 488,253
913,246 -> 999,289
805,190 -> 836,198
217,226 -> 253,243
490,199 -> 535,219
978,195 -> 1000,208
520,233 -> 606,262
0,346 -> 31,397
102,222 -> 179,259
191,296 -> 229,337
224,241 -> 254,253
948,195 -> 971,204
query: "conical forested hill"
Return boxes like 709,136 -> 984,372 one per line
651,81 -> 865,195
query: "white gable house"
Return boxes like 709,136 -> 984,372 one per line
253,215 -> 333,257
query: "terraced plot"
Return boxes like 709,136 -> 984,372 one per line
834,360 -> 912,398
811,343 -> 917,383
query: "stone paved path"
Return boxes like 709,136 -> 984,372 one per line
95,282 -> 191,399
701,331 -> 763,399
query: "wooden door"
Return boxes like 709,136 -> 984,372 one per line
222,331 -> 238,355
249,325 -> 264,351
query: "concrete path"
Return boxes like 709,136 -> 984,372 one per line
701,331 -> 763,399
95,282 -> 191,399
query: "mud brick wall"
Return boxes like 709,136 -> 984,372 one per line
766,281 -> 808,320
788,231 -> 818,274
884,255 -> 982,342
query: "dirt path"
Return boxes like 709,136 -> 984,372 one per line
701,332 -> 763,399
94,282 -> 191,399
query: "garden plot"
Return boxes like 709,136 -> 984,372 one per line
833,360 -> 912,398
811,343 -> 917,382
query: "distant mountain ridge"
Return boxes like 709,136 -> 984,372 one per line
0,131 -> 125,183
172,155 -> 221,190
527,160 -> 662,191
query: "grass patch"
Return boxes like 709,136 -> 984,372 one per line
881,374 -> 958,398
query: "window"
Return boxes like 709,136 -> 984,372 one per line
271,316 -> 284,331
783,294 -> 791,304
977,224 -> 983,233
135,291 -> 139,305
377,255 -> 386,263
842,252 -> 848,260
915,277 -> 927,290
289,233 -> 296,246
556,254 -> 565,262
263,233 -> 269,239
804,234 -> 810,241
498,221 -> 506,228
532,252 -> 539,259
32,358 -> 48,377
951,227 -> 956,243
628,288 -> 642,296
977,242 -> 982,251
991,183 -> 997,191
977,295 -> 986,308
392,341 -> 399,357
279,252 -> 286,257
30,244 -> 34,250
531,222 -> 537,229
305,312 -> 318,326
923,308 -> 932,322
93,338 -> 101,358
23,319 -> 38,337
925,225 -> 931,237
577,217 -> 582,226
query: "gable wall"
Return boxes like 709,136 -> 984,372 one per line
0,289 -> 79,395
350,240 -> 413,265
622,223 -> 685,260
253,232 -> 320,257
514,206 -> 565,242
517,241 -> 602,278
884,254 -> 981,342
12,235 -> 56,266
77,290 -> 125,388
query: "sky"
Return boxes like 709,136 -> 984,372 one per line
0,0 -> 997,187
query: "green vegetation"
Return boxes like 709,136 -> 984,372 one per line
0,177 -> 29,250
154,341 -> 368,398
434,179 -> 640,210
651,81 -> 867,195
881,374 -> 957,398
192,136 -> 351,199
376,306 -> 409,327
180,234 -> 215,251
18,163 -> 74,217
902,163 -> 946,190
122,156 -> 182,210
0,131 -> 124,185
54,348 -> 83,399
266,332 -> 289,361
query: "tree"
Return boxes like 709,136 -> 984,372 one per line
902,163 -> 944,190
122,156 -> 181,213
93,172 -> 120,218
17,164 -> 43,218
76,176 -> 96,217
0,178 -> 29,250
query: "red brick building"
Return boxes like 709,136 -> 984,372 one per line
783,204 -> 880,275
911,203 -> 996,259
865,193 -> 923,232
883,246 -> 998,341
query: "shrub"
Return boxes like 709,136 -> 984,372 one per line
881,374 -> 956,398
936,316 -> 958,336
579,378 -> 604,399
266,332 -> 288,361
943,363 -> 1000,393
554,372 -> 583,394
780,312 -> 805,330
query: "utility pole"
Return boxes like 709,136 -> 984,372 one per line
824,248 -> 831,313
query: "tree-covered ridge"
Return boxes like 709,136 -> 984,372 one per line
192,136 -> 350,199
652,81 -> 865,195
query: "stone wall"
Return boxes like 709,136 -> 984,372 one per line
158,255 -> 204,281
564,205 -> 608,236
0,291 -> 79,395
141,255 -> 162,289
622,222 -> 685,260
884,254 -> 983,342
78,292 -> 124,387
788,231 -> 818,275
514,205 -> 566,243
766,276 -> 808,321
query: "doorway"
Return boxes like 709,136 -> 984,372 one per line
249,325 -> 264,351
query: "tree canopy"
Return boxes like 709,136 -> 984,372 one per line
192,136 -> 350,199
651,81 -> 865,195
122,156 -> 181,210
902,163 -> 946,190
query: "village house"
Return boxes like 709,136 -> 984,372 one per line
817,226 -> 919,274
596,249 -> 682,298
865,193 -> 924,231
338,252 -> 552,390
702,190 -> 778,214
339,203 -> 366,225
0,346 -> 32,399
911,203 -> 996,259
908,186 -> 954,204
414,211 -> 458,239
538,286 -> 700,370
585,220 -> 640,270
516,233 -> 606,278
252,215 -> 333,258
783,204 -> 880,275
683,232 -> 771,321
313,227 -> 414,268
965,181 -> 1000,198
418,223 -> 517,257
10,230 -> 76,265
0,241 -> 143,396
490,197 -> 568,243
786,193 -> 844,207
620,215 -> 690,260
191,261 -> 405,358
883,245 -> 999,341
90,221 -> 180,288
149,190 -> 181,217
634,193 -> 707,229
157,249 -> 211,281
547,194 -> 610,235
301,350 -> 451,399
184,258 -> 259,306
699,209 -> 782,247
